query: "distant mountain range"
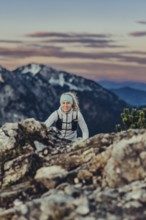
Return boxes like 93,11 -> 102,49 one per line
0,64 -> 128,136
98,80 -> 146,107
98,80 -> 146,91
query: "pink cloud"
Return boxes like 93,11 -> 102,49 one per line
129,31 -> 146,37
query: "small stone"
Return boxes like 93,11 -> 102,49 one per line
19,204 -> 28,215
76,205 -> 89,215
74,178 -> 79,184
13,199 -> 23,206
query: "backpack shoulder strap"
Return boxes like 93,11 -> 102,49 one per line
73,110 -> 78,120
56,110 -> 60,118
76,111 -> 78,120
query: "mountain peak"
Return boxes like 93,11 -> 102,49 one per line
13,63 -> 55,76
13,63 -> 101,92
13,63 -> 43,75
21,63 -> 42,75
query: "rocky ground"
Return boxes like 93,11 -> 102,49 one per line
0,118 -> 146,220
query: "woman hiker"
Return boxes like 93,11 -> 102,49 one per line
45,92 -> 89,142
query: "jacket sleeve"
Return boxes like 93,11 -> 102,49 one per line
78,111 -> 89,140
44,111 -> 58,128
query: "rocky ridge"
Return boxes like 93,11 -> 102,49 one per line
0,118 -> 146,219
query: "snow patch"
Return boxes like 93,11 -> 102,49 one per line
0,73 -> 4,82
21,64 -> 41,75
49,73 -> 92,92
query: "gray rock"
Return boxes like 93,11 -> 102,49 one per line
35,165 -> 68,189
1,119 -> 146,220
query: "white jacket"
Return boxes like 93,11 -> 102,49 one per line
45,107 -> 89,141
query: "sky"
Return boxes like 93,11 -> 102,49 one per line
1,0 -> 146,82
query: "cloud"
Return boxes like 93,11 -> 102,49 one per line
137,20 -> 146,25
0,30 -> 146,69
0,31 -> 123,51
25,31 -> 121,48
0,40 -> 23,44
85,43 -> 125,48
120,56 -> 146,65
129,31 -> 146,37
26,32 -> 111,38
44,61 -> 146,82
0,31 -> 145,82
0,44 -> 146,66
40,38 -> 118,48
0,46 -> 62,58
123,51 -> 146,55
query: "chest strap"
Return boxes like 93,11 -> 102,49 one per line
56,111 -> 78,131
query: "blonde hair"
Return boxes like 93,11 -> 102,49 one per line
63,92 -> 80,111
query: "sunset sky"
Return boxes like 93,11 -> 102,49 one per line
1,0 -> 146,82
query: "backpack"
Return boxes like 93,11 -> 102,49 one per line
56,111 -> 78,131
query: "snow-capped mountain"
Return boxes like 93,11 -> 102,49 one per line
0,63 -> 128,135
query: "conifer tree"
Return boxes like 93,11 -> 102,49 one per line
116,108 -> 146,131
